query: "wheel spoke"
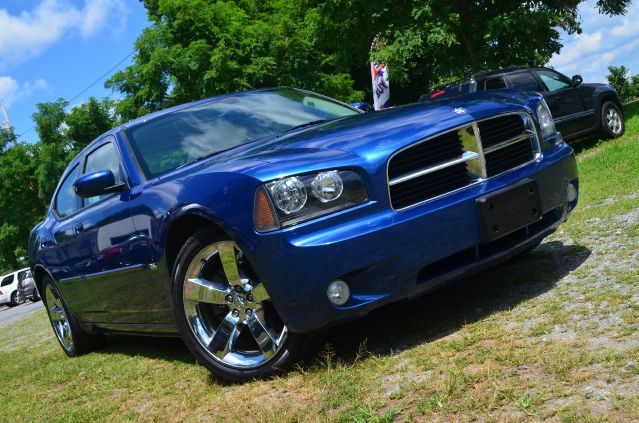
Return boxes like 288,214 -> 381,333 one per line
249,283 -> 270,302
218,242 -> 242,286
49,306 -> 64,322
208,312 -> 241,359
183,277 -> 230,304
247,314 -> 278,358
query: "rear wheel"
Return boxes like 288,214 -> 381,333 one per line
42,276 -> 104,356
172,227 -> 302,383
600,101 -> 625,139
32,288 -> 41,302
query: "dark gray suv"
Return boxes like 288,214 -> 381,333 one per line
420,66 -> 625,141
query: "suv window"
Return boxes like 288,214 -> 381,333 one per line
1,274 -> 14,286
17,270 -> 27,282
537,70 -> 571,92
84,142 -> 122,206
55,164 -> 81,218
484,77 -> 507,90
506,72 -> 541,91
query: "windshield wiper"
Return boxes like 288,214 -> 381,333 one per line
283,119 -> 329,133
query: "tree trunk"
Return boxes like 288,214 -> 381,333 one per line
455,0 -> 480,66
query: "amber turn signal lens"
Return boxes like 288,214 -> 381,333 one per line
254,188 -> 279,232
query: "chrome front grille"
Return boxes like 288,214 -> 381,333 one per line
387,113 -> 540,210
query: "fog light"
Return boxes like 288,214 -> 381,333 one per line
567,182 -> 577,203
327,279 -> 350,306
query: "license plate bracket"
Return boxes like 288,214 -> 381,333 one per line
476,179 -> 542,243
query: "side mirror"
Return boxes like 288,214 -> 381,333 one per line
73,170 -> 125,198
571,74 -> 583,87
350,101 -> 372,112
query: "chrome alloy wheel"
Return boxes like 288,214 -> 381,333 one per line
607,107 -> 623,135
182,241 -> 288,369
45,283 -> 73,352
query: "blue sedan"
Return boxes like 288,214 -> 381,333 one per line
29,88 -> 578,382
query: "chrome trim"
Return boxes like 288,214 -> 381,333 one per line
389,151 -> 480,186
387,112 -> 542,211
483,132 -> 534,154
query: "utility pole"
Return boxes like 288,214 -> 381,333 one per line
1,99 -> 11,130
1,99 -> 17,146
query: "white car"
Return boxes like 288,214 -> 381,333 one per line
0,270 -> 25,307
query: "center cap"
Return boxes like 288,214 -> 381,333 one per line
234,294 -> 247,310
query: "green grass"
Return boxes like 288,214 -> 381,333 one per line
2,102 -> 639,422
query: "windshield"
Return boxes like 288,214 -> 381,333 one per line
125,89 -> 359,178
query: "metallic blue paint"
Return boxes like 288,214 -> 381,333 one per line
29,88 -> 578,335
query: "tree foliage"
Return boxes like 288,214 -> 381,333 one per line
606,65 -> 638,103
106,0 -> 631,112
0,97 -> 116,271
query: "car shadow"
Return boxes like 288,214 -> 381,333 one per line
302,240 -> 590,365
96,240 -> 590,375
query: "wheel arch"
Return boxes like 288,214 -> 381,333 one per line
32,264 -> 51,301
163,210 -> 229,279
595,91 -> 625,127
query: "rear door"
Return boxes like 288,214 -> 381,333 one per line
42,163 -> 89,285
533,69 -> 590,137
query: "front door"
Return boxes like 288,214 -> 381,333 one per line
535,69 -> 590,137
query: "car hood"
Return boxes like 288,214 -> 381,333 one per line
164,90 -> 540,181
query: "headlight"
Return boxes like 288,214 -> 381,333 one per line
254,170 -> 368,232
270,177 -> 307,214
536,99 -> 556,139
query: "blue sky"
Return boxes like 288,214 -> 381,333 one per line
0,0 -> 148,142
1,0 -> 638,143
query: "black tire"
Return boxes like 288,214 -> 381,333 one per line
599,101 -> 625,139
171,227 -> 303,383
42,276 -> 104,357
32,288 -> 41,302
9,291 -> 23,307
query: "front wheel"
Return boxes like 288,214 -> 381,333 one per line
42,276 -> 104,356
172,227 -> 303,383
600,101 -> 625,139
9,291 -> 23,307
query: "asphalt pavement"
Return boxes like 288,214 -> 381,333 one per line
0,300 -> 44,328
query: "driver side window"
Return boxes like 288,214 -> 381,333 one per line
84,142 -> 122,206
537,70 -> 571,92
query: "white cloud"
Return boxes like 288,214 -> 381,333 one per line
0,76 -> 49,107
0,0 -> 128,67
549,0 -> 639,83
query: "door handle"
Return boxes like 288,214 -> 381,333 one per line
74,223 -> 84,234
40,240 -> 54,249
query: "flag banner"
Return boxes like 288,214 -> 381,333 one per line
371,61 -> 390,110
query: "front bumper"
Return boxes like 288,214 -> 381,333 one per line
246,143 -> 578,333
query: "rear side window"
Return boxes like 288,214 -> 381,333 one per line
1,274 -> 14,286
537,70 -> 571,92
55,165 -> 81,218
484,77 -> 507,90
506,72 -> 542,91
84,142 -> 122,206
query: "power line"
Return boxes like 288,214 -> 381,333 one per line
20,50 -> 135,139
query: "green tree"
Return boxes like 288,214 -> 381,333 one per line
107,0 -> 630,111
0,142 -> 43,269
106,0 -> 365,121
606,65 -> 632,103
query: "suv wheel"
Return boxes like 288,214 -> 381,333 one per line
600,101 -> 625,138
172,227 -> 303,383
43,276 -> 104,356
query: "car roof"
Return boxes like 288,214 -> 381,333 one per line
471,66 -> 554,80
